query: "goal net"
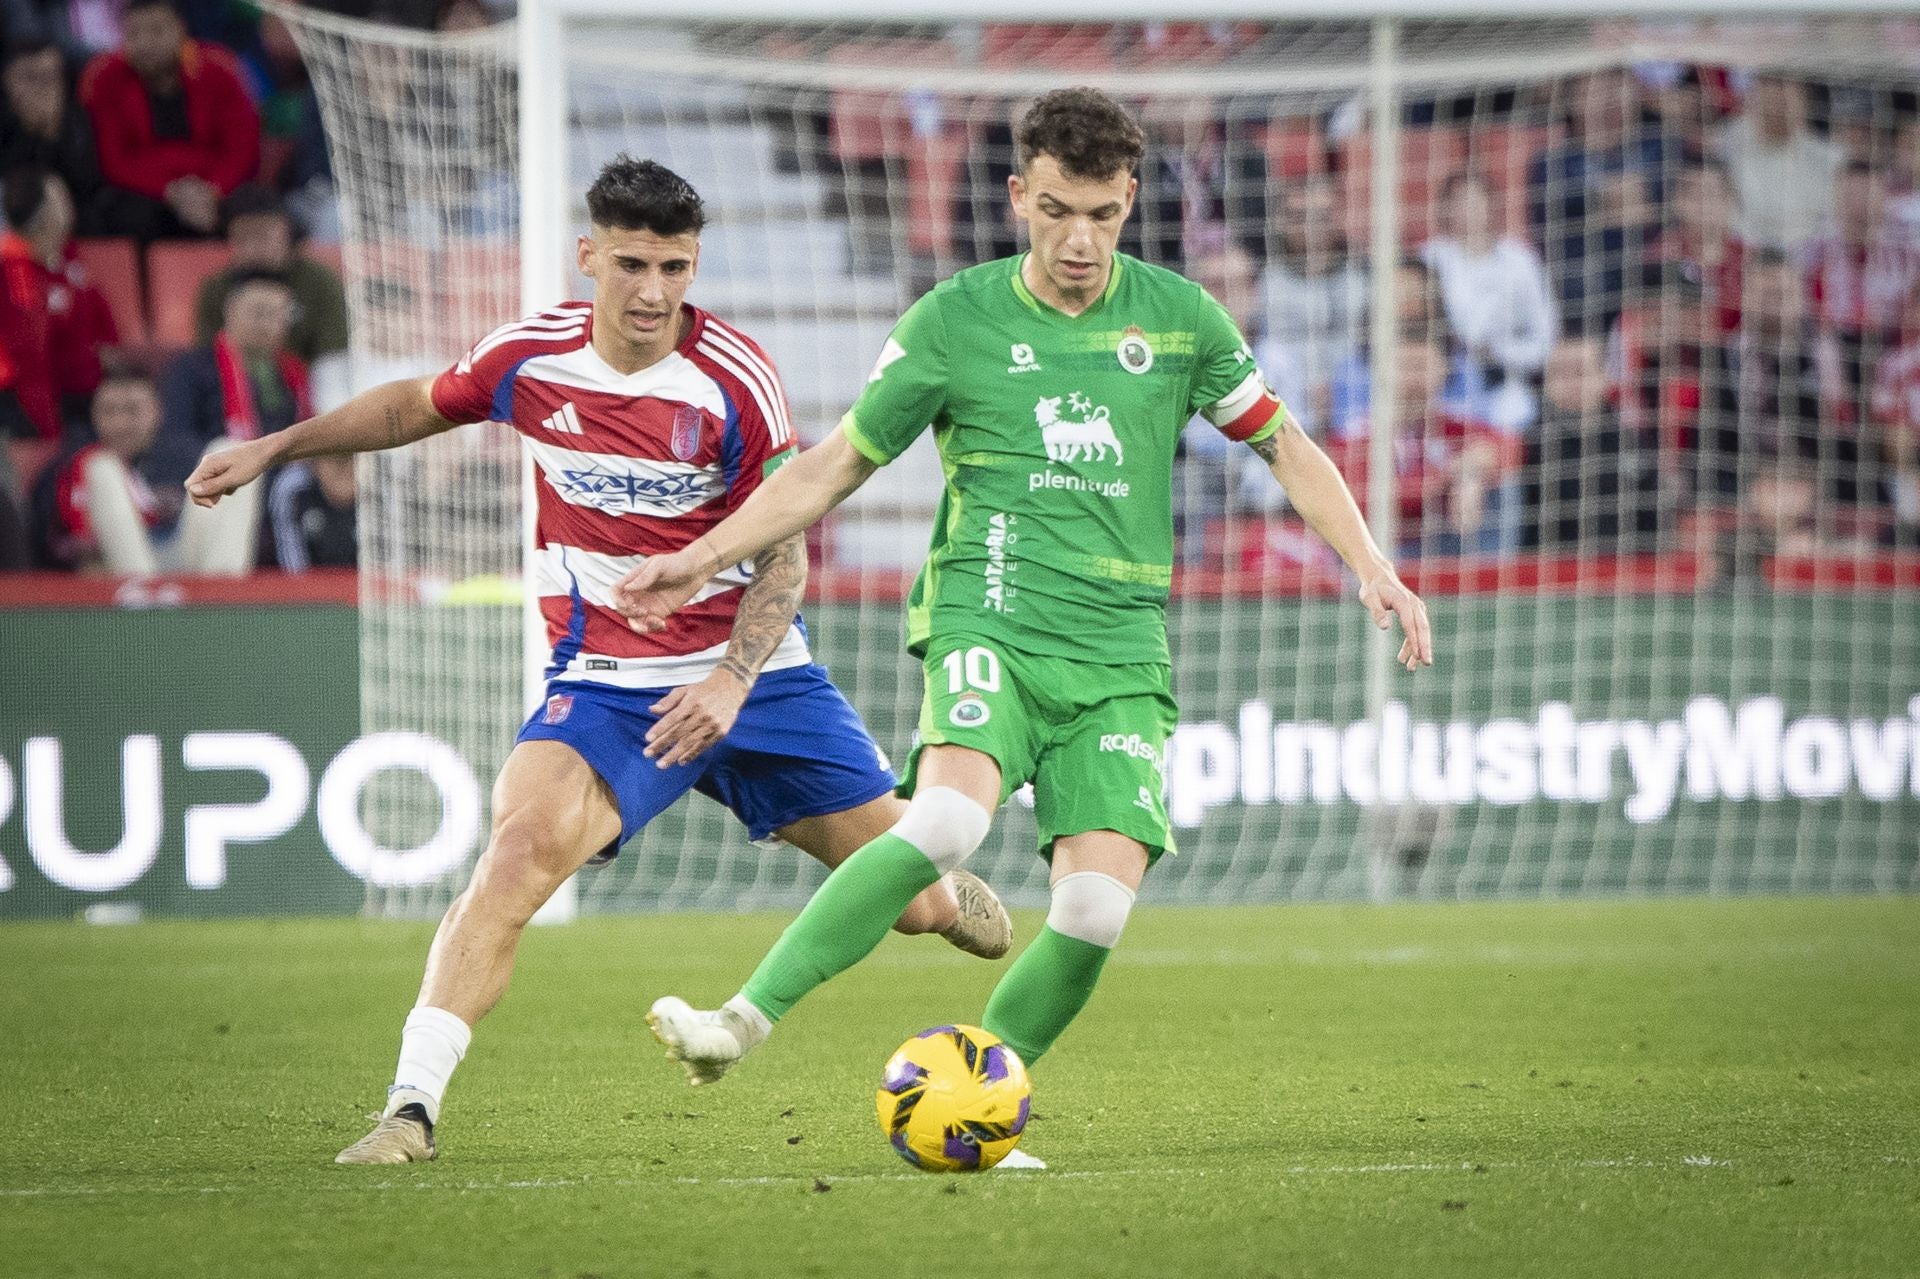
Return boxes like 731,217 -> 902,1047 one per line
280,3 -> 1920,918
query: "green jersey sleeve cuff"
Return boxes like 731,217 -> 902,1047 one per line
839,412 -> 895,466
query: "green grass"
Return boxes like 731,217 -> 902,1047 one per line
2,897 -> 1917,1279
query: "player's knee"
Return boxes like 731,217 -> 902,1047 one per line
466,822 -> 573,920
892,786 -> 993,872
1046,871 -> 1136,949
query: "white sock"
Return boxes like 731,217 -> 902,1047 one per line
722,994 -> 773,1050
385,1006 -> 471,1124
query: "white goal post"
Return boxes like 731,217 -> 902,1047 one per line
281,0 -> 1920,920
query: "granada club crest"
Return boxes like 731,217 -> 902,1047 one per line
670,404 -> 703,461
543,693 -> 574,725
1117,325 -> 1153,375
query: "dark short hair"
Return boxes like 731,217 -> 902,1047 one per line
4,36 -> 57,66
222,182 -> 287,225
96,368 -> 157,395
1014,88 -> 1145,181
2,165 -> 50,228
585,155 -> 705,237
1748,246 -> 1792,271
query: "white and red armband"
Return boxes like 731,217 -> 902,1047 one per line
1203,370 -> 1286,443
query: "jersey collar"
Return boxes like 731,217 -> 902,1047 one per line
1010,252 -> 1124,321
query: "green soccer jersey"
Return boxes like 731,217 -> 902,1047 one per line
842,252 -> 1285,666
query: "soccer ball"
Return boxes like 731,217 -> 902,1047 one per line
875,1024 -> 1031,1172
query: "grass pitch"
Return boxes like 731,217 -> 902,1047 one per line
2,896 -> 1917,1279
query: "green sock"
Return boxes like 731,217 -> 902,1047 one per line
981,926 -> 1112,1067
739,832 -> 940,1020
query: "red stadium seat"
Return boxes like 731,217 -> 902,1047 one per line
145,240 -> 233,350
1259,117 -> 1328,179
1336,125 -> 1470,250
827,38 -> 956,163
906,125 -> 968,256
73,238 -> 147,347
981,24 -> 1117,70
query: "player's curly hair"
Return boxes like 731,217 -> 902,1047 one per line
1015,88 -> 1146,181
586,154 -> 706,236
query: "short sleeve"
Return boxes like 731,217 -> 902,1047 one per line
841,291 -> 949,465
427,307 -> 590,426
430,333 -> 507,425
1189,288 -> 1286,444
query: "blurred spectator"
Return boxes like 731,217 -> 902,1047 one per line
1529,70 -> 1673,334
1606,265 -> 1714,458
78,0 -> 260,239
1803,160 -> 1920,419
1258,172 -> 1364,434
31,369 -> 259,572
1,37 -> 133,236
1825,87 -> 1879,169
1328,255 -> 1489,433
1526,336 -> 1659,550
1868,288 -> 1920,544
152,268 -> 309,491
1124,96 -> 1265,273
194,183 -> 349,407
1652,158 -> 1744,335
265,453 -> 355,570
1696,248 -> 1849,506
1,0 -> 107,65
1422,171 -> 1556,431
0,167 -> 120,440
1711,73 -> 1840,251
1888,118 -> 1920,245
1325,335 -> 1522,556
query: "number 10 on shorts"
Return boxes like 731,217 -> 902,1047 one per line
943,646 -> 1001,729
942,646 -> 1002,694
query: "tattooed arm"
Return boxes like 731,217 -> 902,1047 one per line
188,377 -> 456,507
1250,410 -> 1434,669
643,533 -> 810,768
717,534 -> 809,687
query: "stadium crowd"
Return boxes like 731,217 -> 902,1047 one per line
2,6 -> 1918,579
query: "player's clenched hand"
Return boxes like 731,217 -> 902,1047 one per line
185,438 -> 277,507
612,548 -> 712,634
644,667 -> 750,768
1359,571 -> 1434,671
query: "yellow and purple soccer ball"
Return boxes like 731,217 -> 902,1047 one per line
875,1024 -> 1031,1172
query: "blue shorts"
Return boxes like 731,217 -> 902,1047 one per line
517,662 -> 898,849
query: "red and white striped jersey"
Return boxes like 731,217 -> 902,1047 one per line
431,300 -> 805,688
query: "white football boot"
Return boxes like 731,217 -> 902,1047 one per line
647,996 -> 759,1086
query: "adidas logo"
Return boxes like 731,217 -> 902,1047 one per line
541,402 -> 585,435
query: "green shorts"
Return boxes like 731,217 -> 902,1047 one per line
898,633 -> 1178,863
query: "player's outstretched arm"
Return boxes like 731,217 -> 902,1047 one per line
642,534 -> 808,768
1252,416 -> 1434,670
612,425 -> 877,633
185,377 -> 456,508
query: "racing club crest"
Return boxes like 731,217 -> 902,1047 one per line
670,404 -> 703,461
543,693 -> 574,725
1117,325 -> 1154,375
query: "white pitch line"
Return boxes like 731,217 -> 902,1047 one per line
0,1156 -> 1758,1199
